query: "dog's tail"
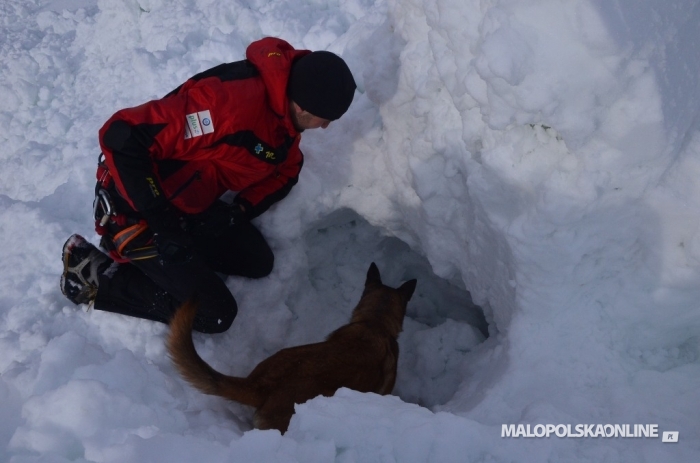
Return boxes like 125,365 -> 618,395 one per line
167,299 -> 264,408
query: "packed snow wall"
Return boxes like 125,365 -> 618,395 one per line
370,0 -> 700,327
355,0 -> 700,437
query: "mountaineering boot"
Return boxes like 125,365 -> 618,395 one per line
60,234 -> 112,305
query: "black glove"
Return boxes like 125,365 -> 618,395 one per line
143,204 -> 193,264
190,201 -> 249,237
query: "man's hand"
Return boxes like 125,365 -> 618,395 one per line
153,228 -> 192,264
143,204 -> 193,264
190,201 -> 249,237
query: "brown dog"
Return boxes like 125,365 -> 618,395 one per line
167,262 -> 417,433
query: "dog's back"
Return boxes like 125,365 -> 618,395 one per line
167,262 -> 416,432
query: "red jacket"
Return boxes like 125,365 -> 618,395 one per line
98,37 -> 309,219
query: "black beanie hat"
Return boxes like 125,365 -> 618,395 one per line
288,51 -> 357,121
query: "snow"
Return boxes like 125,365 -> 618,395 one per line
1,0 -> 699,461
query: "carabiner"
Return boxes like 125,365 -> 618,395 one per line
93,189 -> 115,226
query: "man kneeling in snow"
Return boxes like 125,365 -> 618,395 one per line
59,37 -> 356,333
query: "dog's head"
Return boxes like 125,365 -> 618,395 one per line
352,262 -> 417,336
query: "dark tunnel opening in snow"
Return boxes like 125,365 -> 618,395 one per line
303,208 -> 488,408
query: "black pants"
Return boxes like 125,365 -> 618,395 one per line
94,211 -> 273,333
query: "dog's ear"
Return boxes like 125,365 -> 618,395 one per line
366,262 -> 382,287
398,279 -> 417,302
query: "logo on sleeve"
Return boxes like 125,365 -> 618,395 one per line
184,110 -> 214,139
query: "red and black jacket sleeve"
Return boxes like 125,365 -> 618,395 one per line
99,117 -> 167,213
233,139 -> 304,219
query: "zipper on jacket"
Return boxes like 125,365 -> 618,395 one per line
167,170 -> 201,201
